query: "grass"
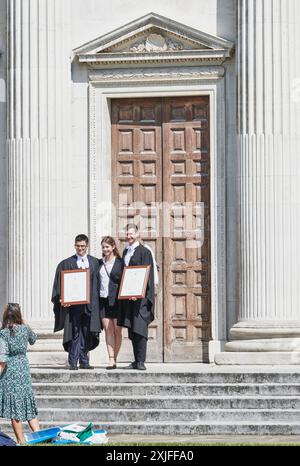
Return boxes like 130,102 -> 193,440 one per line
24,442 -> 300,446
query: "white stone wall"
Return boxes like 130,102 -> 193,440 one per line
70,0 -> 237,337
71,0 -> 236,47
69,0 -> 237,364
0,0 -> 7,317
2,1 -> 237,360
4,0 -> 300,364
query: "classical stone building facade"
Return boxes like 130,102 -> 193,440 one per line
0,0 -> 299,365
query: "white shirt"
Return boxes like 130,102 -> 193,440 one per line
76,254 -> 89,269
143,243 -> 159,286
124,241 -> 139,266
99,257 -> 115,298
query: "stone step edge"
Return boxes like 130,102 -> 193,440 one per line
2,420 -> 300,427
35,407 -> 300,413
30,375 -> 300,379
31,382 -> 300,387
29,369 -> 300,373
34,394 -> 300,400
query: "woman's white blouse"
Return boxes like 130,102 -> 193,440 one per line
99,258 -> 115,298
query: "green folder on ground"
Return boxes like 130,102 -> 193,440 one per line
61,423 -> 94,442
76,423 -> 94,442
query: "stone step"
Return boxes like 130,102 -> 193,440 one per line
5,369 -> 300,437
1,419 -> 300,435
35,407 -> 300,422
30,370 -> 300,384
31,382 -> 300,396
34,395 -> 300,409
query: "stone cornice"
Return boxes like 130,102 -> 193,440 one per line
79,50 -> 230,68
88,66 -> 225,83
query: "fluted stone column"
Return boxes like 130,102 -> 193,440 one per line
7,0 -> 72,363
216,0 -> 300,364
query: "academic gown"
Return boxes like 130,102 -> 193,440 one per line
51,254 -> 101,352
117,245 -> 155,339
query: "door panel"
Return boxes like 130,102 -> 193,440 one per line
162,97 -> 211,362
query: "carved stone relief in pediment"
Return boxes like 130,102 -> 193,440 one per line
102,28 -> 210,53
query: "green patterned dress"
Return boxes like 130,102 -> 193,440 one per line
0,325 -> 38,421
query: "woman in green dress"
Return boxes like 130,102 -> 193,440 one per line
0,303 -> 40,444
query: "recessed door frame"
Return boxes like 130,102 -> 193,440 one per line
88,72 -> 227,363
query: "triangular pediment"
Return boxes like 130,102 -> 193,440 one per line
74,12 -> 234,67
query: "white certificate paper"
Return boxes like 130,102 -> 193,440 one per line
61,269 -> 90,305
118,266 -> 150,299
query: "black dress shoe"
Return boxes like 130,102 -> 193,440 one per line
69,366 -> 78,370
106,362 -> 117,370
79,364 -> 94,369
136,362 -> 146,370
124,361 -> 137,369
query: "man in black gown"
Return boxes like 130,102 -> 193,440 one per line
51,234 -> 101,370
118,224 -> 155,370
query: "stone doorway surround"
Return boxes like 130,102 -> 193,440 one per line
72,13 -> 234,364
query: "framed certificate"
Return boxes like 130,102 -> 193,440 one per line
118,265 -> 151,300
61,269 -> 90,306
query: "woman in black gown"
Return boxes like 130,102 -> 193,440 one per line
99,236 -> 123,369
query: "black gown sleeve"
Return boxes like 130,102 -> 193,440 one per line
51,262 -> 63,305
51,261 -> 68,333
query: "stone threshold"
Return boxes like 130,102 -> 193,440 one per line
29,363 -> 300,374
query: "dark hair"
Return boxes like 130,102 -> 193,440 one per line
2,303 -> 24,335
101,236 -> 121,259
75,234 -> 89,244
125,223 -> 139,232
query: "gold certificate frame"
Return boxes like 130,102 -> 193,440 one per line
61,269 -> 90,306
118,265 -> 151,300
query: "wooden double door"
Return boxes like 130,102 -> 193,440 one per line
112,97 -> 211,362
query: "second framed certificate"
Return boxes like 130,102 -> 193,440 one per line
61,269 -> 90,306
118,265 -> 151,300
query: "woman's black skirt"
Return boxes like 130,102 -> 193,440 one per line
99,297 -> 119,319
